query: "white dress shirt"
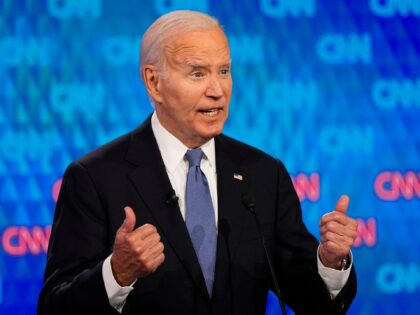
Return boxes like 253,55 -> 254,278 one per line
102,112 -> 352,312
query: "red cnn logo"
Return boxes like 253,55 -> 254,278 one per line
374,171 -> 420,201
292,173 -> 320,202
2,226 -> 51,256
354,218 -> 377,248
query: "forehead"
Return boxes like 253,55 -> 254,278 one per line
164,28 -> 231,65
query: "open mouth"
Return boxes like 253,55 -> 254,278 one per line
198,108 -> 221,117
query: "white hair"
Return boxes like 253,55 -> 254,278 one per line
139,10 -> 222,79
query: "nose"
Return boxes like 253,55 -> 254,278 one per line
205,76 -> 223,100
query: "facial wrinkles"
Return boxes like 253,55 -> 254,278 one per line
165,43 -> 199,65
165,36 -> 230,71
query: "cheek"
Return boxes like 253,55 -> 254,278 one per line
162,89 -> 193,114
171,83 -> 204,107
223,80 -> 233,97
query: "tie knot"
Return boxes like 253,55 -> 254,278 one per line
186,149 -> 203,167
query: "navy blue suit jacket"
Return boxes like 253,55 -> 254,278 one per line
38,116 -> 356,315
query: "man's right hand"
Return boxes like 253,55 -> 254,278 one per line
111,206 -> 165,286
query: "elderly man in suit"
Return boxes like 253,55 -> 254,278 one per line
38,10 -> 357,315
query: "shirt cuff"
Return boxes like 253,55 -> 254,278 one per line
317,246 -> 353,299
102,254 -> 136,313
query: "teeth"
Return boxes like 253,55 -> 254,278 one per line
201,109 -> 219,116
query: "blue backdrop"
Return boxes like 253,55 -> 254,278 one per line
0,0 -> 419,314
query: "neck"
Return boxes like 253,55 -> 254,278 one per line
154,111 -> 211,149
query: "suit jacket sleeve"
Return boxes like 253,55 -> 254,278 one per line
272,160 -> 357,314
37,162 -> 119,315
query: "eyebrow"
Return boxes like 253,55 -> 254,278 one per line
186,61 -> 232,69
187,63 -> 208,69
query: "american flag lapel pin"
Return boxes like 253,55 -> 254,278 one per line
233,173 -> 243,181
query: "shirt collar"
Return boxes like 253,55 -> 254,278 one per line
151,112 -> 216,173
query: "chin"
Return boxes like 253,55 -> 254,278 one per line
195,129 -> 222,143
205,125 -> 224,137
193,120 -> 226,141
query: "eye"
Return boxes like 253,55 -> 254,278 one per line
220,68 -> 230,76
191,71 -> 203,78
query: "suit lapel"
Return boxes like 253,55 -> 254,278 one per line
212,135 -> 250,303
125,118 -> 210,302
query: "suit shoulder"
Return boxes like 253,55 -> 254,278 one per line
76,130 -> 133,168
217,134 -> 282,167
68,117 -> 153,175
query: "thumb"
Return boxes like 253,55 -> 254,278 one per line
119,206 -> 136,233
334,195 -> 350,214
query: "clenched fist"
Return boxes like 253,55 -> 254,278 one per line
319,195 -> 358,270
111,206 -> 165,286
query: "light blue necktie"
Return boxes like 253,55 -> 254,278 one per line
185,149 -> 217,296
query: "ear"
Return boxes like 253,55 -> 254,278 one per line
142,65 -> 163,104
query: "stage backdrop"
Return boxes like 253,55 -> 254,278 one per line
0,0 -> 419,314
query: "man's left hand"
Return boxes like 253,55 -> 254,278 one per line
319,195 -> 358,270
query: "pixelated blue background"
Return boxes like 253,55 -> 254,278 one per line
1,0 -> 419,314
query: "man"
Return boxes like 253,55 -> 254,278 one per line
38,10 -> 357,315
